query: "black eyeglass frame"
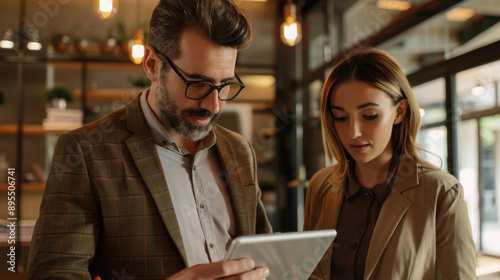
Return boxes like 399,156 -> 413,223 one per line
155,49 -> 245,101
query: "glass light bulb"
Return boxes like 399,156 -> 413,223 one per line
131,43 -> 144,64
128,28 -> 145,64
27,41 -> 42,51
0,40 -> 14,49
471,85 -> 486,96
280,18 -> 302,46
93,0 -> 118,20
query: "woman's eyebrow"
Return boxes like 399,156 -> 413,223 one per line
330,102 -> 380,111
330,105 -> 344,111
357,102 -> 380,109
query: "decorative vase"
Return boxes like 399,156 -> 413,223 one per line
50,98 -> 67,110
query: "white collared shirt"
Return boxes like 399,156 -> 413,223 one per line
140,90 -> 235,266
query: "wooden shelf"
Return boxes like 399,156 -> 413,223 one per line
0,182 -> 45,191
74,88 -> 142,101
47,61 -> 144,71
0,124 -> 70,135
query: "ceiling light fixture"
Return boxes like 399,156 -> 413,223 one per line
446,7 -> 475,22
376,0 -> 412,11
93,0 -> 118,20
26,29 -> 42,51
129,0 -> 144,64
0,28 -> 43,51
280,0 -> 302,46
471,84 -> 486,96
130,29 -> 145,64
0,29 -> 15,49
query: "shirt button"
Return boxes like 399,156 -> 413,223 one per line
364,192 -> 371,200
161,140 -> 167,146
209,243 -> 214,248
193,166 -> 197,171
200,203 -> 205,209
351,242 -> 358,250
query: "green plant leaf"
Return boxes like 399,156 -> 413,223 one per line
42,84 -> 73,103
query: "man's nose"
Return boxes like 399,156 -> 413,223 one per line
200,88 -> 221,114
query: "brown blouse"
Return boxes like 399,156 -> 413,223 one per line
330,157 -> 399,280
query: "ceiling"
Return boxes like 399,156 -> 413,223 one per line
378,0 -> 500,74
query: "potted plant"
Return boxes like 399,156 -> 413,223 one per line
50,33 -> 71,52
43,84 -> 73,109
117,18 -> 131,56
100,26 -> 118,54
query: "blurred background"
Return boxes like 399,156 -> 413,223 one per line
1,0 -> 500,278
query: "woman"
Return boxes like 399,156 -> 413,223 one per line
303,48 -> 476,279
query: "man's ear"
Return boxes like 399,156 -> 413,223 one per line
143,45 -> 159,82
394,99 -> 408,125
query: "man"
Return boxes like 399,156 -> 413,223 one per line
26,0 -> 272,279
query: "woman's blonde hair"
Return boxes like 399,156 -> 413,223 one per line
320,47 -> 437,178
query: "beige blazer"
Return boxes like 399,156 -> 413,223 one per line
27,94 -> 272,280
303,158 -> 476,280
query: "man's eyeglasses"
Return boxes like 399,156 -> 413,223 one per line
155,49 -> 245,101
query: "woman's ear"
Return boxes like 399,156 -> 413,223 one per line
394,99 -> 408,125
143,45 -> 159,82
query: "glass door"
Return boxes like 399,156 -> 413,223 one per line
456,59 -> 500,256
460,114 -> 500,255
478,115 -> 500,255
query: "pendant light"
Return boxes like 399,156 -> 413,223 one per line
0,28 -> 42,51
376,0 -> 412,11
93,0 -> 118,20
26,29 -> 42,51
0,29 -> 15,49
129,0 -> 144,64
130,29 -> 145,64
471,83 -> 486,96
280,0 -> 302,46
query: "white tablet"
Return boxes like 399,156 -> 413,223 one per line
224,229 -> 337,280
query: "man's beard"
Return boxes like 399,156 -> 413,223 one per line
155,75 -> 220,142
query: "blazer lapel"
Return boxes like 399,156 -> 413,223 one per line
213,125 -> 252,236
124,94 -> 188,264
364,158 -> 419,279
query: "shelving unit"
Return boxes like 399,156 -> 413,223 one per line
0,124 -> 70,135
0,44 -> 147,276
0,183 -> 44,191
74,88 -> 140,101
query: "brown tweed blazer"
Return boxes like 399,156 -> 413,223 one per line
26,94 -> 272,280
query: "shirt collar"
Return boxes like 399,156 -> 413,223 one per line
139,89 -> 216,154
345,154 -> 400,202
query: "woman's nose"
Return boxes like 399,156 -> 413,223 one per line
349,120 -> 362,139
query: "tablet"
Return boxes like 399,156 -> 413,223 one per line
224,229 -> 336,280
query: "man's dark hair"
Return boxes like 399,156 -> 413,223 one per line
148,0 -> 252,61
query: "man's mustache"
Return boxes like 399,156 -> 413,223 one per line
183,109 -> 216,119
